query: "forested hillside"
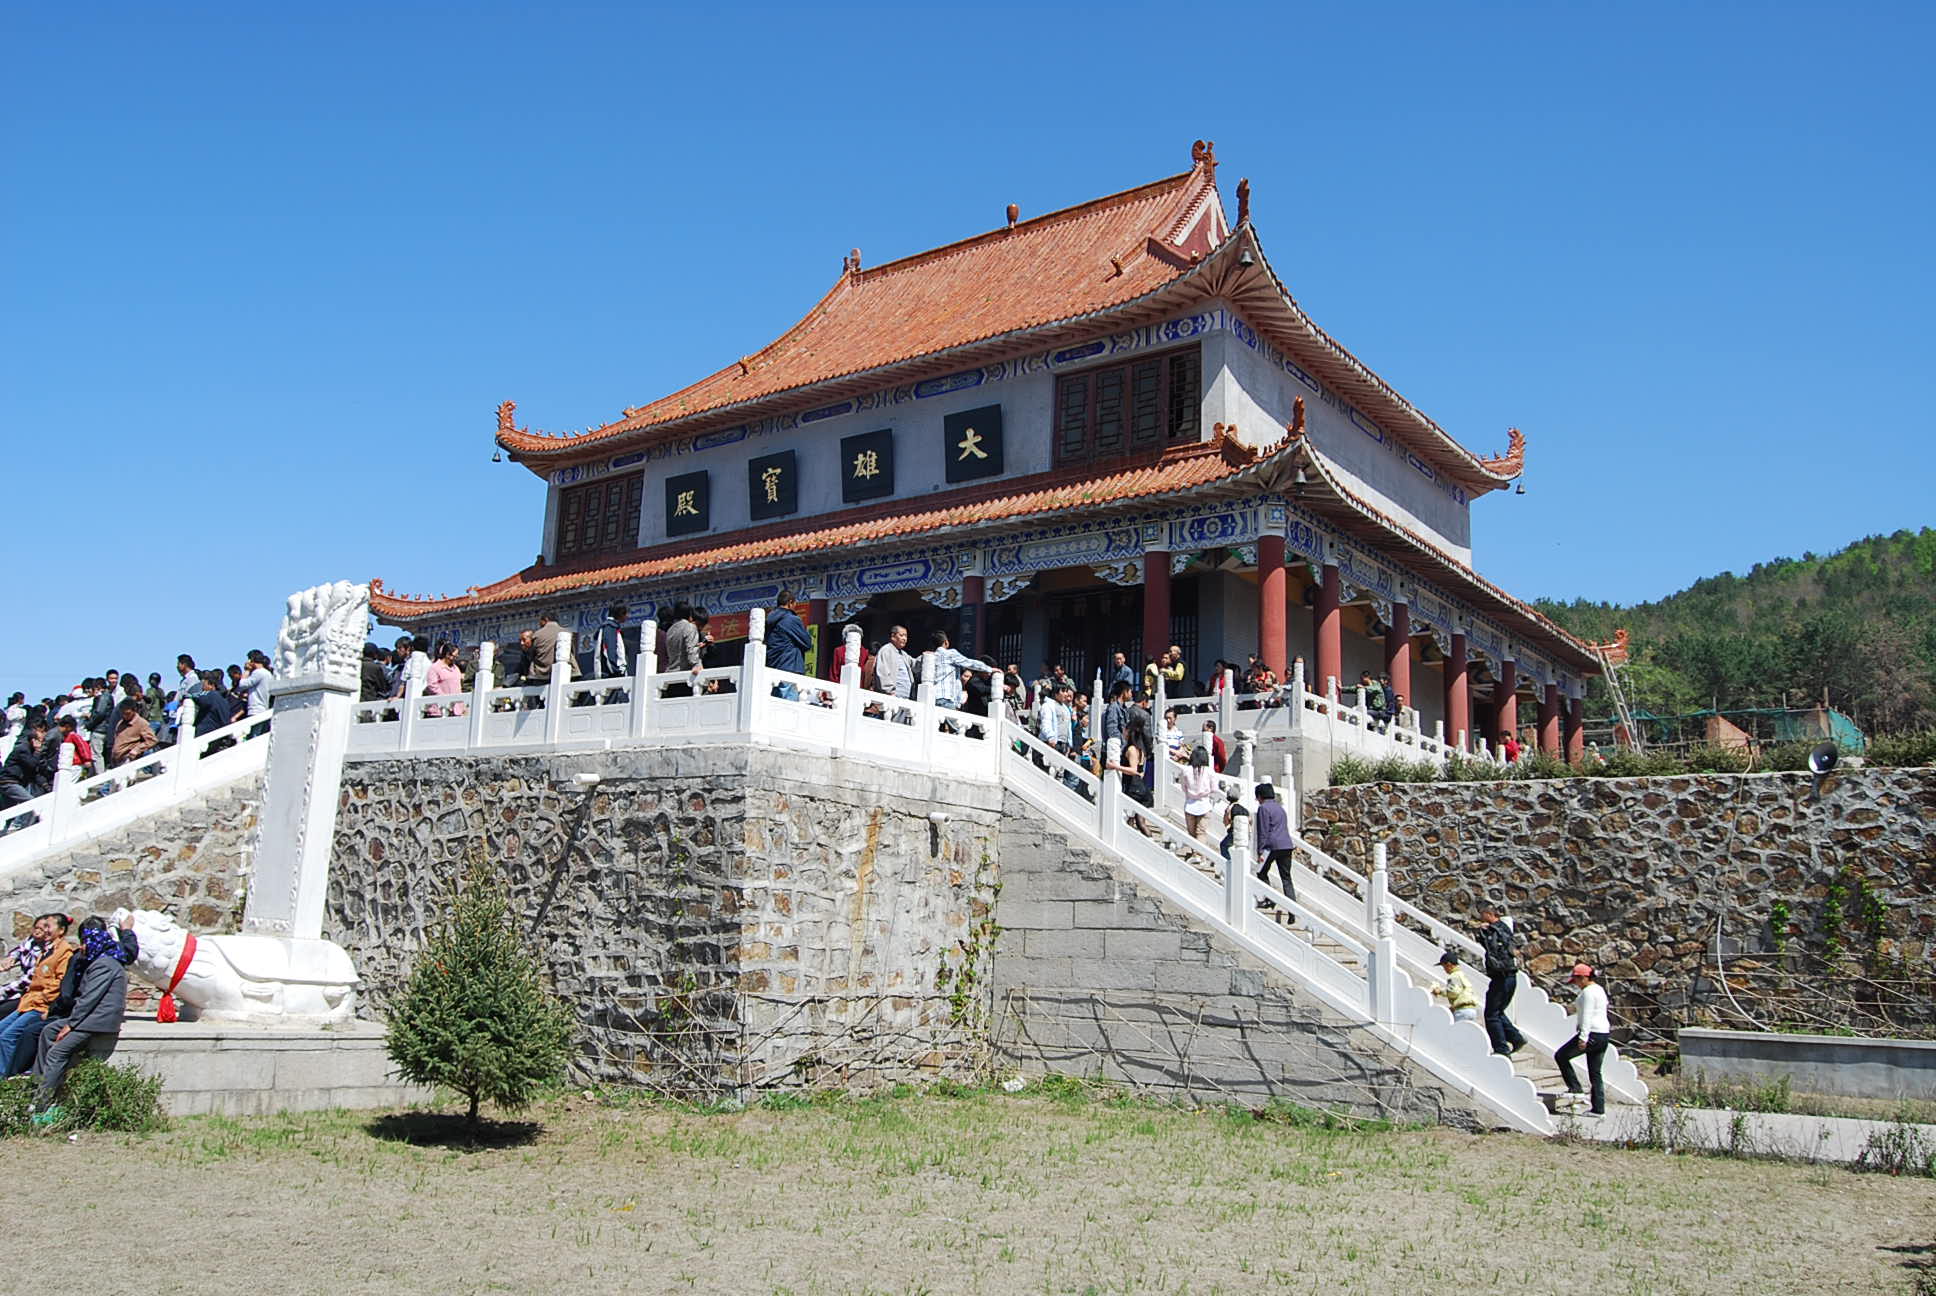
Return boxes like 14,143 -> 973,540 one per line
1535,528 -> 1936,734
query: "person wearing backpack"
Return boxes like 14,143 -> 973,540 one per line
1479,903 -> 1527,1056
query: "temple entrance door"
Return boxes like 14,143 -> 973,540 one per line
1040,576 -> 1199,690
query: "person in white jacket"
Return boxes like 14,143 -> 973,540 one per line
1554,962 -> 1611,1116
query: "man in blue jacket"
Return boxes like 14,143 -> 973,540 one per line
764,593 -> 815,701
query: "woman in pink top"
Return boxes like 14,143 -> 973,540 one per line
424,640 -> 466,717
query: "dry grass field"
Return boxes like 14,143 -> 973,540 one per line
11,1083 -> 1935,1295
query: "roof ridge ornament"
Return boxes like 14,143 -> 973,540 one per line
1289,395 -> 1305,437
1191,139 -> 1217,179
1006,203 -> 1019,231
1236,177 -> 1250,225
1477,427 -> 1526,477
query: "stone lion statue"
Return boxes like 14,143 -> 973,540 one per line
121,908 -> 359,1026
273,580 -> 370,688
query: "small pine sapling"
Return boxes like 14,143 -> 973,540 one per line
385,855 -> 575,1128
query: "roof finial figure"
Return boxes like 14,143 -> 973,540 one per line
1236,177 -> 1251,225
1478,427 -> 1526,477
1006,202 -> 1019,230
1191,139 -> 1217,178
496,401 -> 519,436
1290,395 -> 1305,436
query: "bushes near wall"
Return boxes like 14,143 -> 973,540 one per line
1325,739 -> 1911,787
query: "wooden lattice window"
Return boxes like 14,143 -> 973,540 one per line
1053,345 -> 1201,466
556,472 -> 644,561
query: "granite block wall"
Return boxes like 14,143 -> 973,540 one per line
1302,768 -> 1936,1034
328,746 -> 1004,1096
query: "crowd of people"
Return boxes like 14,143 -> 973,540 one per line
1,653 -> 275,819
0,909 -> 134,1124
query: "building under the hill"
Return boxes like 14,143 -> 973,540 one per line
374,141 -> 1596,755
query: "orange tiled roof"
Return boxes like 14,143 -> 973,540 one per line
498,145 -> 1228,458
373,427 -> 1278,620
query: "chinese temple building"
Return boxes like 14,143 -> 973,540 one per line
373,141 -> 1596,756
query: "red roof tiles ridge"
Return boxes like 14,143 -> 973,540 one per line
497,154 -> 1223,457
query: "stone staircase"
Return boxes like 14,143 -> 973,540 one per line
997,722 -> 1648,1133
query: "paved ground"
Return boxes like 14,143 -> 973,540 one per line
11,1086 -> 1936,1294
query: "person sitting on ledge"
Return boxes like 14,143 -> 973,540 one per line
29,915 -> 134,1124
0,913 -> 72,1075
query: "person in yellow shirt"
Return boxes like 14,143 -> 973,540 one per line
1432,949 -> 1480,1024
0,912 -> 73,1075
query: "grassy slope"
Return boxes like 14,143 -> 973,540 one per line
7,1086 -> 1934,1295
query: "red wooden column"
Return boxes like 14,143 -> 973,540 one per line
1315,562 -> 1342,698
1445,632 -> 1470,749
1495,657 -> 1518,746
1538,682 -> 1560,755
1142,549 -> 1171,670
1564,694 -> 1585,762
1257,534 -> 1287,678
1384,602 -> 1412,713
807,596 -> 830,678
961,576 -> 986,661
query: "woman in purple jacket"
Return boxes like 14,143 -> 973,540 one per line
1253,783 -> 1296,905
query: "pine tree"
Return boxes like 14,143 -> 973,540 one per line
385,857 -> 575,1129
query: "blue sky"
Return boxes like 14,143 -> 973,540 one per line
4,3 -> 1930,695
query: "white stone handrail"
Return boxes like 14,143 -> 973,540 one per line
1219,664 -> 1468,771
341,620 -> 1008,782
994,717 -> 1553,1134
1282,831 -> 1648,1107
0,701 -> 271,880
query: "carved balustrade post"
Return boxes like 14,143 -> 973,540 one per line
629,618 -> 657,738
169,698 -> 199,793
737,608 -> 767,735
466,641 -> 494,750
1367,841 -> 1397,1023
243,581 -> 368,944
1225,804 -> 1253,934
838,625 -> 864,750
542,631 -> 573,745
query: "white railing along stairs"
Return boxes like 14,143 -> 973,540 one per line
0,700 -> 271,880
1000,722 -> 1558,1133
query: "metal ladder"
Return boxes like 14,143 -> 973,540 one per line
1589,629 -> 1643,753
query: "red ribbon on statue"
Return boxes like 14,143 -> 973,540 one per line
156,932 -> 197,1024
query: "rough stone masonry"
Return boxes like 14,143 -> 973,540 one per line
1302,767 -> 1936,1036
329,745 -> 1004,1095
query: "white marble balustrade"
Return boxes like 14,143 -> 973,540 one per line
0,701 -> 272,879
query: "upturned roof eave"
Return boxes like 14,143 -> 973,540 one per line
1279,440 -> 1597,671
1217,224 -> 1521,495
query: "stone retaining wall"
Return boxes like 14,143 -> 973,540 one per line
1302,768 -> 1936,1035
2,775 -> 260,1014
329,746 -> 1004,1096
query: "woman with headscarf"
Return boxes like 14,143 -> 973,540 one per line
30,914 -> 135,1121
